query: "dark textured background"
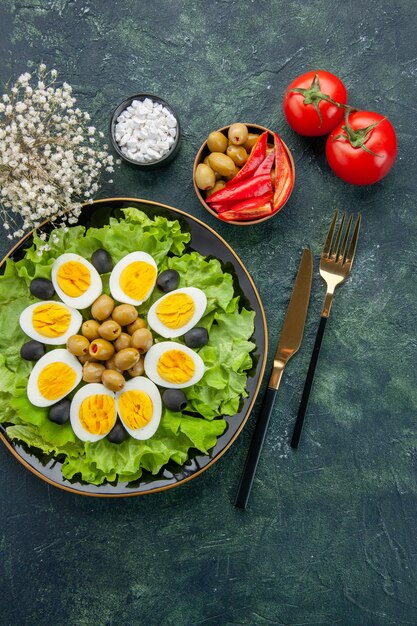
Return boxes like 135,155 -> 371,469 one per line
1,1 -> 416,625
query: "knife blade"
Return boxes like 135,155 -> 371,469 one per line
235,248 -> 312,509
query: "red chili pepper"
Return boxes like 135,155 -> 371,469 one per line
225,131 -> 268,184
219,197 -> 273,222
253,150 -> 275,177
207,173 -> 272,211
273,133 -> 293,211
222,193 -> 272,214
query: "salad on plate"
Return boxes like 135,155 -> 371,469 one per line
0,207 -> 257,486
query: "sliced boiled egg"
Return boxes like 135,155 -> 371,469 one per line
70,383 -> 117,442
147,287 -> 207,339
51,253 -> 103,309
109,251 -> 157,305
20,301 -> 82,345
144,341 -> 205,389
27,348 -> 82,407
116,377 -> 162,440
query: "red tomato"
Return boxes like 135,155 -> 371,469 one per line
325,111 -> 397,185
283,70 -> 347,136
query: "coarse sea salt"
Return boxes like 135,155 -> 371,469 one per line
114,98 -> 177,163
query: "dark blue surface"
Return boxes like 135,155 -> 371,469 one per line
1,1 -> 416,624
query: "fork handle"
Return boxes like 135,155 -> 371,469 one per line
291,315 -> 328,449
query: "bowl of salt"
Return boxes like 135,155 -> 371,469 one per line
110,93 -> 181,169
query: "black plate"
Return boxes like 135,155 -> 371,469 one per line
0,198 -> 268,497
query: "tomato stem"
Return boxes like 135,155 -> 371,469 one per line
289,72 -> 351,126
331,109 -> 384,156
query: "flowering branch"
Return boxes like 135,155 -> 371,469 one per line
0,64 -> 115,246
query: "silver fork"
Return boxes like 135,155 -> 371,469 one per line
291,210 -> 361,448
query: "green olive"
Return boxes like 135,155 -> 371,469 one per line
244,133 -> 259,152
81,319 -> 100,341
89,338 -> 115,360
105,355 -> 123,373
102,369 -> 125,392
225,165 -> 240,181
127,318 -> 147,335
228,123 -> 249,146
226,145 -> 248,167
204,156 -> 221,180
91,294 -> 115,321
78,353 -> 98,364
207,131 -> 228,153
111,304 -> 138,326
131,328 -> 153,354
206,180 -> 226,197
114,332 -> 132,351
208,152 -> 236,177
67,334 -> 90,357
128,357 -> 145,377
113,347 -> 140,371
98,320 -> 122,341
82,361 -> 105,383
195,163 -> 216,190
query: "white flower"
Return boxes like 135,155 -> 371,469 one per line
18,73 -> 31,85
0,64 -> 116,241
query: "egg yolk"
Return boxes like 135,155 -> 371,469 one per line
118,390 -> 153,430
120,262 -> 156,301
79,394 -> 116,435
156,293 -> 195,329
38,362 -> 77,400
157,349 -> 195,384
32,303 -> 72,338
57,261 -> 91,297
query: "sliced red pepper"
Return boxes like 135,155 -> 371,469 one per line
224,131 -> 268,185
219,198 -> 273,222
220,193 -> 272,214
253,150 -> 275,177
273,133 -> 293,211
207,173 -> 272,211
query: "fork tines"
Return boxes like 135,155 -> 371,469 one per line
324,210 -> 361,266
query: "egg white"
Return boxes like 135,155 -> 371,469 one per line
144,341 -> 205,389
70,383 -> 116,442
147,287 -> 207,338
20,301 -> 83,345
27,348 -> 83,407
116,377 -> 162,440
51,253 -> 103,309
109,251 -> 157,305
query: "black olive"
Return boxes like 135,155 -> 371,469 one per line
29,277 -> 55,300
48,399 -> 71,424
183,327 -> 208,349
156,269 -> 180,293
20,340 -> 46,361
107,419 -> 129,444
91,249 -> 113,274
162,388 -> 188,412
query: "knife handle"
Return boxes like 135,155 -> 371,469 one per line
291,315 -> 328,449
235,386 -> 277,509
